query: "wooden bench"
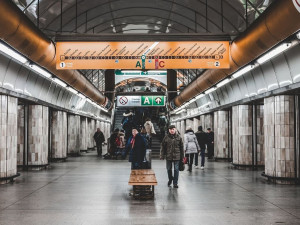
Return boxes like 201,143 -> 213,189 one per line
128,169 -> 157,199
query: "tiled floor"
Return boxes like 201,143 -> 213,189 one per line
1,151 -> 300,225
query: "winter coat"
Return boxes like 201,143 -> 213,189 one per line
118,132 -> 126,148
160,133 -> 184,161
195,131 -> 208,149
184,131 -> 200,154
207,132 -> 214,144
109,131 -> 119,148
93,131 -> 105,145
126,133 -> 146,163
144,121 -> 156,137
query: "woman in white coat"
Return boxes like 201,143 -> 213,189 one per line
184,127 -> 200,172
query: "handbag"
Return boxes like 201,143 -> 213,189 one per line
183,156 -> 188,164
179,160 -> 185,171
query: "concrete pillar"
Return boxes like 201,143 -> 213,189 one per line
68,115 -> 80,155
176,121 -> 181,135
185,119 -> 193,130
193,117 -> 200,132
257,105 -> 265,166
28,105 -> 49,166
232,105 -> 253,166
199,115 -> 205,129
17,105 -> 25,166
80,117 -> 88,151
180,120 -> 185,140
87,119 -> 93,149
214,111 -> 229,159
204,114 -> 214,131
264,96 -> 295,183
0,96 -> 18,183
89,119 -> 96,149
51,111 -> 67,159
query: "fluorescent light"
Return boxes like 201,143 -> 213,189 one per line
195,93 -> 205,100
297,31 -> 300,40
30,64 -> 52,78
257,43 -> 292,64
232,65 -> 253,79
216,78 -> 230,88
205,87 -> 216,94
67,87 -> 78,94
176,109 -> 185,114
53,78 -> 67,87
78,93 -> 86,99
0,42 -> 27,64
189,98 -> 197,104
87,98 -> 93,104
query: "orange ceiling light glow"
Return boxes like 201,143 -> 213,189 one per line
56,41 -> 230,70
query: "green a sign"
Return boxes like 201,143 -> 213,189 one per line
141,96 -> 165,106
141,96 -> 153,106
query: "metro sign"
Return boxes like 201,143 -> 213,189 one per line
117,96 -> 165,107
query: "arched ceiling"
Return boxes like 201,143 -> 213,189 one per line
12,0 -> 274,94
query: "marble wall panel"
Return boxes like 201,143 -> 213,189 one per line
67,115 -> 80,154
0,96 -> 18,182
185,119 -> 193,131
257,105 -> 265,166
193,117 -> 200,132
28,105 -> 48,166
51,111 -> 67,159
214,111 -> 229,159
17,105 -> 24,165
176,121 -> 181,135
180,120 -> 185,140
232,105 -> 253,165
264,96 -> 295,182
80,117 -> 88,150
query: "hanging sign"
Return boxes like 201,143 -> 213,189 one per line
117,96 -> 165,107
56,41 -> 230,70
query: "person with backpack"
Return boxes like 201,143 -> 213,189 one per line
93,128 -> 105,156
122,110 -> 135,141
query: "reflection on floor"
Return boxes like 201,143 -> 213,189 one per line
1,151 -> 300,225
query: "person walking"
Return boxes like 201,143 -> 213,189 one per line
144,118 -> 156,148
207,128 -> 215,159
127,127 -> 147,169
93,128 -> 105,156
160,125 -> 184,188
184,127 -> 200,172
195,126 -> 208,169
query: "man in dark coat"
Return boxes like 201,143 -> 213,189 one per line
109,128 -> 120,157
94,128 -> 105,156
160,125 -> 184,188
126,127 -> 146,169
207,128 -> 214,159
195,126 -> 208,169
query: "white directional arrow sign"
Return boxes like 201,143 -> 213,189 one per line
155,97 -> 162,104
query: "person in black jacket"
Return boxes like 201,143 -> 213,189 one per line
195,126 -> 208,169
207,128 -> 214,159
94,128 -> 105,156
126,127 -> 146,169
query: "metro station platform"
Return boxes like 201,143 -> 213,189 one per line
1,152 -> 299,225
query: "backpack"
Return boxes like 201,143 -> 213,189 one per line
115,136 -> 121,146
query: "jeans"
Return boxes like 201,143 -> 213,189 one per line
96,144 -> 102,156
186,153 -> 195,171
200,148 -> 206,167
166,160 -> 179,185
194,152 -> 199,166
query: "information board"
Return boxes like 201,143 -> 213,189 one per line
56,41 -> 230,70
117,96 -> 165,107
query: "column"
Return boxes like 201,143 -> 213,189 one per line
180,120 -> 185,140
51,111 -> 67,159
87,119 -> 93,149
28,105 -> 49,167
193,117 -> 200,132
176,121 -> 181,135
257,105 -> 265,166
204,114 -> 214,131
0,96 -> 18,183
185,119 -> 193,130
199,115 -> 205,129
68,115 -> 80,155
232,105 -> 253,166
17,105 -> 24,166
214,111 -> 229,159
80,117 -> 88,151
90,119 -> 96,149
264,96 -> 295,183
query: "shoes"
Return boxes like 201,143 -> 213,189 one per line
173,184 -> 179,188
201,166 -> 204,170
195,166 -> 199,169
168,180 -> 172,187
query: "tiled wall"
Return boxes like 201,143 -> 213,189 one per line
0,96 -> 18,182
68,115 -> 80,155
51,111 -> 67,159
264,96 -> 295,182
28,105 -> 49,166
17,105 -> 24,165
232,105 -> 253,165
214,111 -> 229,159
80,117 -> 88,150
257,105 -> 265,166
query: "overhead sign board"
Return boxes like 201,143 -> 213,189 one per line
115,70 -> 167,85
56,41 -> 230,70
117,96 -> 165,107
